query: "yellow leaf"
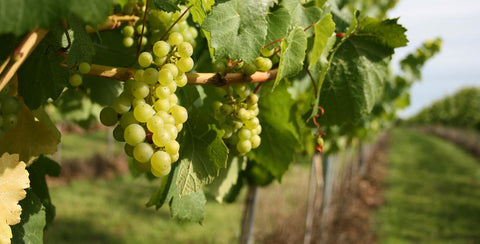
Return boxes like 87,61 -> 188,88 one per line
0,98 -> 60,163
0,153 -> 29,244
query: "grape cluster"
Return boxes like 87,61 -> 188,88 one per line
69,62 -> 91,87
100,31 -> 194,177
213,85 -> 262,155
0,86 -> 21,137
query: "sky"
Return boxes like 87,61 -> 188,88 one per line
388,0 -> 480,118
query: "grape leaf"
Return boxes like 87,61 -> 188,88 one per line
0,99 -> 60,162
27,156 -> 60,224
316,17 -> 408,127
274,26 -> 307,89
64,16 -> 95,66
150,0 -> 180,12
10,189 -> 46,244
281,0 -> 322,35
265,7 -> 291,47
308,14 -> 335,69
0,0 -> 111,36
170,189 -> 206,223
250,82 -> 299,180
188,0 -> 215,24
176,112 -> 228,197
357,17 -> 408,50
0,153 -> 29,244
18,28 -> 69,109
208,156 -> 246,203
202,0 -> 274,63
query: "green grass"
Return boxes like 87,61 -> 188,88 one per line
59,130 -> 123,160
44,175 -> 243,244
376,128 -> 480,244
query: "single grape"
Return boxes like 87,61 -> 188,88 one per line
152,128 -> 171,147
140,36 -> 148,46
244,117 -> 260,129
113,125 -> 125,142
246,94 -> 258,106
143,68 -> 159,85
153,99 -> 170,112
99,107 -> 118,126
170,152 -> 180,162
146,115 -> 164,133
133,103 -> 155,122
124,124 -> 146,146
177,42 -> 193,58
162,63 -> 179,77
165,140 -> 180,155
123,25 -> 135,37
78,62 -> 91,74
69,74 -> 82,87
236,108 -> 249,121
136,24 -> 147,35
124,143 -> 134,157
164,124 -> 178,140
151,151 -> 171,177
155,86 -> 170,99
158,69 -> 173,86
213,60 -> 227,73
169,94 -> 178,105
138,52 -> 153,67
133,142 -> 154,163
134,70 -> 144,81
153,41 -> 171,58
261,47 -> 275,57
177,57 -> 194,72
174,73 -> 188,87
132,98 -> 146,107
254,57 -> 272,72
123,37 -> 134,47
238,128 -> 251,140
167,81 -> 177,93
169,105 -> 188,124
250,135 -> 261,149
112,95 -> 131,114
243,63 -> 257,76
168,32 -> 184,46
237,139 -> 252,154
120,111 -> 138,128
130,80 -> 150,99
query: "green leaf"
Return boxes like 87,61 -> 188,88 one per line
176,112 -> 228,197
265,7 -> 291,47
208,156 -> 246,203
150,0 -> 180,12
19,28 -> 69,109
282,0 -> 322,35
64,16 -> 95,66
170,189 -> 206,223
11,190 -> 47,244
0,0 -> 112,36
250,82 -> 299,180
84,78 -> 122,106
274,26 -> 307,89
28,156 -> 60,224
202,0 -> 273,63
188,0 -> 215,24
357,17 -> 408,50
308,14 -> 335,69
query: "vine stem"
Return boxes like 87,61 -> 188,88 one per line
86,64 -> 278,86
240,185 -> 258,244
0,27 -> 48,91
136,0 -> 149,58
85,15 -> 140,33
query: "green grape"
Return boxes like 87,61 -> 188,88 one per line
238,128 -> 251,140
146,115 -> 164,133
158,69 -> 173,86
250,135 -> 261,149
176,123 -> 183,132
112,95 -> 131,114
162,64 -> 178,77
236,108 -> 249,121
168,32 -> 184,46
174,73 -> 187,87
123,25 -> 135,37
222,127 -> 233,139
134,70 -> 144,81
113,125 -> 125,141
254,57 -> 272,72
152,128 -> 171,147
153,41 -> 171,58
165,140 -> 180,155
162,113 -> 175,125
151,151 -> 171,177
153,99 -> 170,112
233,84 -> 247,98
155,56 -> 167,66
124,124 -> 146,146
177,42 -> 193,58
177,57 -> 193,72
120,111 -> 137,128
317,137 -> 324,147
261,47 -> 275,57
243,63 -> 257,76
130,80 -> 149,99
167,81 -> 177,93
78,62 -> 91,74
213,60 -> 226,73
169,105 -> 188,124
164,124 -> 178,140
220,104 -> 233,115
244,117 -> 260,129
123,37 -> 134,47
136,24 -> 147,35
140,36 -> 148,46
233,120 -> 243,130
143,68 -> 159,85
188,26 -> 198,39
132,97 -> 146,107
170,152 -> 180,162
246,94 -> 258,106
252,125 -> 262,135
168,94 -> 178,105
1,96 -> 20,115
237,139 -> 252,154
124,143 -> 134,157
133,159 -> 151,173
69,74 -> 82,87
99,107 -> 118,126
3,114 -> 18,129
133,103 -> 155,122
138,52 -> 153,67
155,86 -> 170,99
133,142 -> 154,163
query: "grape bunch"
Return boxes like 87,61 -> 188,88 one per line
100,31 -> 194,177
68,62 -> 91,87
213,85 -> 262,155
0,86 -> 21,137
